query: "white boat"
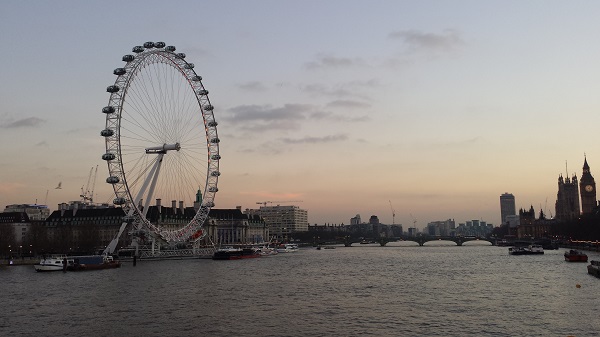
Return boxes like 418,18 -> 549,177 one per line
34,255 -> 74,272
256,245 -> 279,256
277,243 -> 299,253
508,244 -> 544,255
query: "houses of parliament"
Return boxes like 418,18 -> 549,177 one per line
516,157 -> 598,238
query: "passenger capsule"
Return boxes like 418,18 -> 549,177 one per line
143,41 -> 155,48
113,68 -> 126,76
113,197 -> 126,205
102,106 -> 115,114
106,85 -> 120,93
106,176 -> 120,184
210,171 -> 221,176
155,41 -> 166,48
207,121 -> 218,127
100,129 -> 114,137
198,90 -> 209,96
122,54 -> 135,62
102,153 -> 116,161
203,104 -> 214,111
184,63 -> 194,69
208,187 -> 218,192
204,201 -> 215,207
132,46 -> 145,53
191,75 -> 202,81
176,53 -> 186,59
210,138 -> 220,144
165,46 -> 176,52
211,154 -> 221,160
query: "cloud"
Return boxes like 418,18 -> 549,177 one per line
227,104 -> 311,122
326,100 -> 372,109
35,141 -> 49,147
280,134 -> 348,144
301,79 -> 378,100
389,29 -> 465,53
1,117 -> 46,128
309,111 -> 369,123
305,54 -> 366,70
237,81 -> 268,91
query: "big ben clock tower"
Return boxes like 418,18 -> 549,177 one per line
580,156 -> 597,214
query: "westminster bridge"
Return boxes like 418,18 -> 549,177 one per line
342,235 -> 493,247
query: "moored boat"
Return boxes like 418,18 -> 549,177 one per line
587,260 -> 600,278
564,249 -> 588,262
508,244 -> 544,255
276,243 -> 299,253
67,255 -> 121,271
34,255 -> 74,272
212,247 -> 261,260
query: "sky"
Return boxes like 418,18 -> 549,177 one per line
2,1 -> 600,229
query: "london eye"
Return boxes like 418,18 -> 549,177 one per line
100,41 -> 220,252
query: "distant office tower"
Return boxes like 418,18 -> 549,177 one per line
555,173 -> 580,221
350,214 -> 361,225
579,157 -> 597,214
500,193 -> 516,225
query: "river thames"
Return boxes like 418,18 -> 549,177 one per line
1,243 -> 599,337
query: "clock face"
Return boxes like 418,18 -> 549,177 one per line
586,185 -> 594,192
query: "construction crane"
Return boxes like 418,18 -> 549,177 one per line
389,200 -> 396,225
256,200 -> 303,207
410,213 -> 417,233
80,165 -> 98,204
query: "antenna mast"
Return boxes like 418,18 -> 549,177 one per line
389,200 -> 395,225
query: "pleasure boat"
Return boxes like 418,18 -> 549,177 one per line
564,249 -> 588,262
508,244 -> 544,255
276,243 -> 299,253
587,260 -> 600,278
34,255 -> 74,272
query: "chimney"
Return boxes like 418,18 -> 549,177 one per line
172,200 -> 177,211
156,198 -> 162,213
179,201 -> 184,214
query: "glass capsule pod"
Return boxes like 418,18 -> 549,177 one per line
165,46 -> 176,52
113,68 -> 126,75
100,129 -> 114,137
211,154 -> 221,160
210,138 -> 220,144
102,153 -> 116,161
177,53 -> 186,59
198,90 -> 209,96
155,42 -> 166,48
192,75 -> 202,81
132,46 -> 144,53
184,63 -> 194,69
122,54 -> 135,62
113,197 -> 126,205
207,121 -> 218,127
143,41 -> 155,48
102,106 -> 115,114
106,85 -> 120,93
106,176 -> 120,184
210,171 -> 221,176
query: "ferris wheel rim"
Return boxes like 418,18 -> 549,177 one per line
101,42 -> 220,243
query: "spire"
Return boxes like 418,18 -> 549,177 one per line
583,154 -> 590,171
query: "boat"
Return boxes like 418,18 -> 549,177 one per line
564,249 -> 588,262
212,247 -> 261,260
34,255 -> 74,272
508,244 -> 544,255
256,245 -> 278,256
276,243 -> 299,253
67,255 -> 121,271
588,260 -> 600,278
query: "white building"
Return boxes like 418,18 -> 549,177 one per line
251,205 -> 308,240
4,204 -> 50,221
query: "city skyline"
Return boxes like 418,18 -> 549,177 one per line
2,1 -> 600,227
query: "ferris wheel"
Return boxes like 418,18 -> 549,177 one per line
100,41 -> 220,248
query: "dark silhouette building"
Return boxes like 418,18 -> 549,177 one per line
555,173 -> 579,221
579,157 -> 597,215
